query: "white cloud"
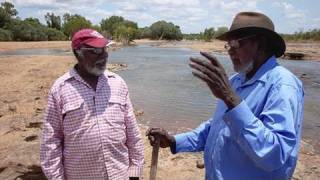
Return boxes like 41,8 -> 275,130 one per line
1,0 -> 318,33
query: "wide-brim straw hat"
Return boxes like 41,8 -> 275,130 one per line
216,12 -> 286,57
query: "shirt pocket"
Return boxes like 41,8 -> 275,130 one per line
105,97 -> 127,143
62,99 -> 87,133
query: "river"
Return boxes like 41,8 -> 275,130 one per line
1,44 -> 320,152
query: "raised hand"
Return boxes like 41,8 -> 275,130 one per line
189,51 -> 241,109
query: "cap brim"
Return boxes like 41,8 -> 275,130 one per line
83,38 -> 109,48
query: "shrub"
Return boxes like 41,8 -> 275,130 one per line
0,28 -> 12,41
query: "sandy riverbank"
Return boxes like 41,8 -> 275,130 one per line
0,41 -> 319,179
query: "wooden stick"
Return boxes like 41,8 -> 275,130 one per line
149,137 -> 160,180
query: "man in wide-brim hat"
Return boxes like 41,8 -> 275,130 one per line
147,12 -> 304,180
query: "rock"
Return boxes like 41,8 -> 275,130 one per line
35,108 -> 43,114
24,135 -> 38,142
196,160 -> 204,169
283,52 -> 305,60
8,105 -> 17,112
26,122 -> 42,129
134,109 -> 144,117
34,97 -> 40,100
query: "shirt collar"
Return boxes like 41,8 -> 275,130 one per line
236,55 -> 278,86
67,65 -> 116,86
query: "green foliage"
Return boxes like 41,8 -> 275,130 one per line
45,28 -> 67,41
114,25 -> 138,45
2,1 -> 320,43
0,2 -> 17,28
0,28 -> 12,41
6,19 -> 47,41
183,33 -> 201,40
149,21 -> 183,40
100,16 -> 138,40
45,12 -> 61,30
100,16 -> 125,35
202,27 -> 215,42
100,16 -> 139,44
24,17 -> 42,27
214,27 -> 228,38
281,29 -> 320,41
62,14 -> 92,38
138,27 -> 152,39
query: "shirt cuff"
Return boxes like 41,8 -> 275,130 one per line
223,100 -> 256,138
172,133 -> 189,153
128,165 -> 142,178
170,138 -> 177,154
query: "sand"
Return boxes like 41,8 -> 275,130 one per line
0,40 -> 319,179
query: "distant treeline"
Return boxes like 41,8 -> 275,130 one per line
281,29 -> 320,41
1,2 -> 319,43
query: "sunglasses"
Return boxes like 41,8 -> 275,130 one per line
80,47 -> 108,55
224,35 -> 256,51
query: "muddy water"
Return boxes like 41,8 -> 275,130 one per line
1,45 -> 320,153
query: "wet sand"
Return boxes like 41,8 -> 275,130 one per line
0,41 -> 319,179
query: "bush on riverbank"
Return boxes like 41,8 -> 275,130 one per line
0,28 -> 12,41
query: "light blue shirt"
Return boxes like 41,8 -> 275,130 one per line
173,56 -> 304,180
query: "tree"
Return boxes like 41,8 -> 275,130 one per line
62,14 -> 92,38
0,2 -> 18,28
202,27 -> 215,42
24,17 -> 42,27
100,15 -> 139,42
114,25 -> 138,45
214,27 -> 228,38
0,28 -> 12,41
7,19 -> 47,41
149,21 -> 183,40
100,15 -> 125,35
45,28 -> 67,41
45,12 -> 61,30
138,27 -> 152,39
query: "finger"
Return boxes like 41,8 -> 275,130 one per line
200,51 -> 223,68
191,70 -> 215,85
190,61 -> 222,83
191,57 -> 228,83
146,127 -> 161,136
190,57 -> 216,72
148,135 -> 155,146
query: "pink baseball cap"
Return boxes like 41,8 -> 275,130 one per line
71,28 -> 110,49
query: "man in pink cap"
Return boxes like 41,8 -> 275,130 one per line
40,28 -> 144,180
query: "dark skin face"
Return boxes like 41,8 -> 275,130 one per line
74,45 -> 108,90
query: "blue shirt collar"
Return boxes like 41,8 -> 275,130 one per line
237,55 -> 278,86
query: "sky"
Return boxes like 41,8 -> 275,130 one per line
2,0 -> 320,34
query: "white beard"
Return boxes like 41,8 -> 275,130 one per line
235,59 -> 254,75
85,59 -> 106,76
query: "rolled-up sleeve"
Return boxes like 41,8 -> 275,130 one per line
223,83 -> 303,171
40,90 -> 65,180
124,91 -> 144,177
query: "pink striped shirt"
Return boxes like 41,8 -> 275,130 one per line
40,68 -> 144,180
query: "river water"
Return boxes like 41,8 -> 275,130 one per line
1,44 -> 320,152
